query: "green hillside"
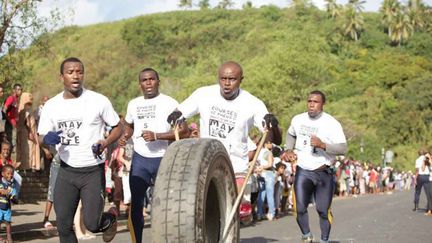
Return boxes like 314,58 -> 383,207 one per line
16,6 -> 432,171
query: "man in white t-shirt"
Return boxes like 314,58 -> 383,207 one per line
119,68 -> 188,243
413,148 -> 429,211
38,57 -> 123,243
282,90 -> 347,243
167,61 -> 281,174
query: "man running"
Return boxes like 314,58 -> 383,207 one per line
282,90 -> 347,243
167,61 -> 281,179
119,68 -> 188,243
38,57 -> 123,243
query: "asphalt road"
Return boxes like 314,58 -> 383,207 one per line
23,189 -> 431,243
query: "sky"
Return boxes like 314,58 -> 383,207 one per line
39,0 -> 432,26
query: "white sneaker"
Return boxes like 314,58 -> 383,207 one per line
266,213 -> 274,221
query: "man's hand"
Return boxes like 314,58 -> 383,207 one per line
167,110 -> 184,126
118,134 -> 128,147
141,130 -> 156,142
262,113 -> 279,128
43,131 -> 62,145
310,135 -> 325,150
281,151 -> 297,162
92,140 -> 106,159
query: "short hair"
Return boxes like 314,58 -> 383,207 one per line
13,83 -> 22,89
309,90 -> 326,103
139,67 -> 159,81
60,57 -> 84,74
219,61 -> 243,76
275,162 -> 286,171
1,164 -> 14,173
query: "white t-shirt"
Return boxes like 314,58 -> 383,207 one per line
178,84 -> 268,173
415,155 -> 430,175
288,112 -> 346,170
257,148 -> 272,168
38,89 -> 120,168
125,94 -> 178,158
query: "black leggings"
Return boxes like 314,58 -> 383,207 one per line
294,166 -> 335,241
54,162 -> 112,243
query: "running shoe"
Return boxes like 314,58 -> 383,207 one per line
102,207 -> 119,242
301,233 -> 313,243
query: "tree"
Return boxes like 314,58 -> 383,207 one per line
290,0 -> 313,16
325,0 -> 341,19
389,7 -> 414,45
407,0 -> 427,31
217,0 -> 233,9
0,0 -> 60,86
380,0 -> 401,36
242,1 -> 253,9
0,0 -> 59,55
178,0 -> 193,9
198,0 -> 210,10
342,1 -> 364,41
349,0 -> 365,13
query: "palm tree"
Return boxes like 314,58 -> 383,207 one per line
325,0 -> 341,19
198,0 -> 210,10
342,1 -> 364,41
217,0 -> 234,9
407,0 -> 426,31
380,0 -> 401,36
178,0 -> 193,9
390,8 -> 414,46
349,0 -> 365,13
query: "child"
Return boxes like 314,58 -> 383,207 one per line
0,141 -> 22,198
0,164 -> 18,242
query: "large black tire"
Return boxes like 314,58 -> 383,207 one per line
152,138 -> 239,243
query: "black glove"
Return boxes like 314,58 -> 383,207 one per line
167,110 -> 185,126
92,143 -> 103,159
263,113 -> 279,128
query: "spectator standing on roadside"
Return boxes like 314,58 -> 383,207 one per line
3,84 -> 22,145
16,92 -> 41,171
413,149 -> 429,211
422,153 -> 432,216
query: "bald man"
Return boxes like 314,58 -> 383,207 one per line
167,62 -> 281,214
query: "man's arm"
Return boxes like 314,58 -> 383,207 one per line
102,123 -> 124,150
142,122 -> 190,141
282,133 -> 297,162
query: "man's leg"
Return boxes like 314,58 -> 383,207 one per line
54,166 -> 80,243
294,167 -> 315,238
128,153 -> 161,243
80,165 -> 106,232
314,170 -> 335,242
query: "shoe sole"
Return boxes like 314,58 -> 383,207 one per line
102,220 -> 117,242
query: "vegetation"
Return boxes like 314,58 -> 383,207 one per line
0,0 -> 61,86
12,2 -> 432,171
